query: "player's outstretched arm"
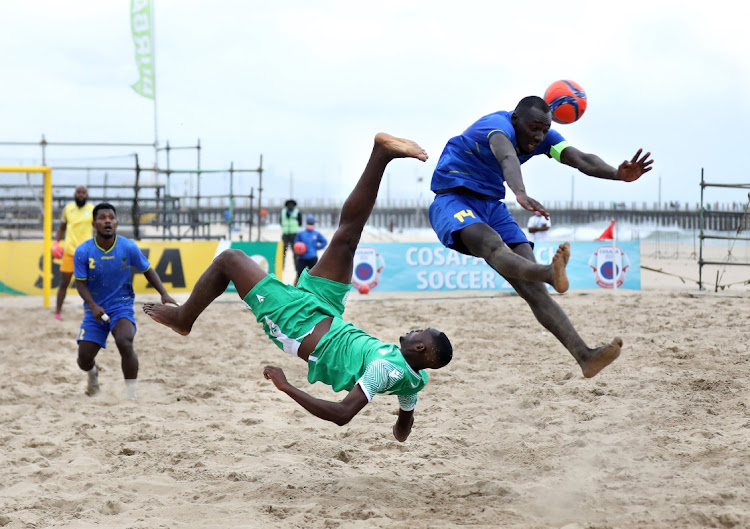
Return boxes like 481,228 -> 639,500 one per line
393,409 -> 414,442
489,133 -> 549,217
263,366 -> 369,426
560,146 -> 653,182
143,268 -> 178,305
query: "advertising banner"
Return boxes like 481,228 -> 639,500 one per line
221,241 -> 283,293
0,242 -> 45,295
130,0 -> 155,99
0,240 -> 634,296
352,241 -> 640,293
0,240 -> 281,296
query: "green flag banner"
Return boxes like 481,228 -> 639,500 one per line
130,0 -> 154,100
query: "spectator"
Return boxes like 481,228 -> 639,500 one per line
527,211 -> 551,242
293,216 -> 328,285
281,199 -> 301,266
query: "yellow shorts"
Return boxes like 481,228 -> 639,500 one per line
60,251 -> 75,274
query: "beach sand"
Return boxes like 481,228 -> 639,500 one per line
1,236 -> 749,528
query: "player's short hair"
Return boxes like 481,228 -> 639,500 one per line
434,331 -> 453,368
93,202 -> 117,218
515,96 -> 550,115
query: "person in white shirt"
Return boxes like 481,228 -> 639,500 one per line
527,211 -> 551,242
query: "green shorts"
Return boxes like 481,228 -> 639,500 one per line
243,270 -> 352,356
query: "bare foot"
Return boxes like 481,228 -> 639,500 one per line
143,302 -> 191,336
85,365 -> 100,396
552,242 -> 571,293
581,337 -> 623,378
375,133 -> 428,162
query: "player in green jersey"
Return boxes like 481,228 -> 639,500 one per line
144,133 -> 453,441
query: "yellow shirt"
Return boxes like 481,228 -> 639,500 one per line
61,202 -> 95,254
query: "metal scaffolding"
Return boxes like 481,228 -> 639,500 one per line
698,168 -> 750,290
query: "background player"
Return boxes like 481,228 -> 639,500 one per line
429,96 -> 653,377
53,185 -> 94,320
293,215 -> 328,285
74,203 -> 176,399
143,133 -> 453,441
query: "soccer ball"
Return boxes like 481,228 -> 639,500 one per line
358,284 -> 370,294
544,80 -> 587,124
293,241 -> 306,255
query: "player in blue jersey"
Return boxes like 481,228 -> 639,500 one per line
74,203 -> 176,399
430,96 -> 653,378
143,133 -> 453,441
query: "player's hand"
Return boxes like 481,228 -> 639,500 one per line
52,241 -> 63,259
617,149 -> 653,182
91,305 -> 107,321
515,191 -> 549,219
263,366 -> 289,391
161,294 -> 178,306
393,414 -> 414,442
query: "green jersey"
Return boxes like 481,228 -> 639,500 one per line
243,272 -> 428,411
308,317 -> 428,411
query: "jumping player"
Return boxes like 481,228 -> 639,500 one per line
143,133 -> 453,442
429,96 -> 653,377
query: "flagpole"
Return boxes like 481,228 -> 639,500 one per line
151,0 -> 159,174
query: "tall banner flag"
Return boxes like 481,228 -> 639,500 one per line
130,0 -> 155,99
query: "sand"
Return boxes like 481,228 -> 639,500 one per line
1,235 -> 749,529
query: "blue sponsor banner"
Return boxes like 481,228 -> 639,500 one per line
352,241 -> 640,293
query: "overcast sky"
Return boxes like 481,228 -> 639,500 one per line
2,1 -> 749,209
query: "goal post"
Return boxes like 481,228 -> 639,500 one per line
0,166 -> 53,307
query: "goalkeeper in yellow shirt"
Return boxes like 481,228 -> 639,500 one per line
54,185 -> 94,320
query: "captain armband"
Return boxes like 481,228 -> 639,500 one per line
549,141 -> 570,162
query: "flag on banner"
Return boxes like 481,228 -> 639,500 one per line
595,220 -> 616,241
130,0 -> 155,100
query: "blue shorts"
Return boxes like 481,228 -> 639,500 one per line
77,304 -> 137,348
429,193 -> 530,254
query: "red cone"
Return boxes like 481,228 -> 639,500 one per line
596,220 -> 616,241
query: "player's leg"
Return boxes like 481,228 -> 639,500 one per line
502,243 -> 622,378
282,233 -> 294,265
111,318 -> 139,399
55,271 -> 73,317
293,256 -> 305,287
77,340 -> 102,396
111,319 -> 138,379
56,248 -> 77,317
143,249 -> 267,335
310,133 -> 428,284
459,223 -> 570,293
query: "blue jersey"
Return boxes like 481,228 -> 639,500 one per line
73,235 -> 151,311
431,110 -> 567,199
293,229 -> 328,259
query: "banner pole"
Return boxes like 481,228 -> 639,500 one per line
612,219 -> 617,293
